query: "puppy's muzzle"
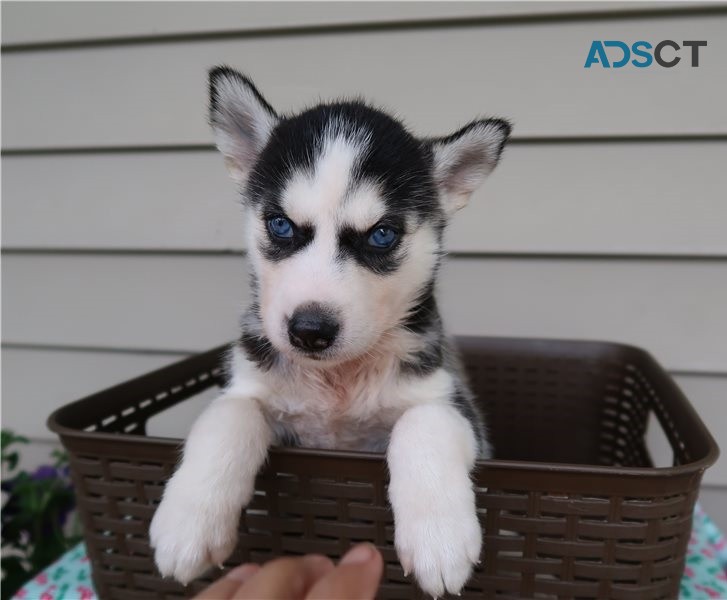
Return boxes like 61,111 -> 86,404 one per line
288,304 -> 340,353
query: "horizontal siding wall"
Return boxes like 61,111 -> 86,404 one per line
2,2 -> 726,526
4,2 -> 713,47
3,253 -> 727,372
4,141 -> 727,254
3,14 -> 727,149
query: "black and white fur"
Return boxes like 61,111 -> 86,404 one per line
150,67 -> 511,597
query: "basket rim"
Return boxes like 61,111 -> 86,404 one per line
48,430 -> 718,479
47,335 -> 719,480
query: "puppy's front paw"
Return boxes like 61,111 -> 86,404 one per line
393,489 -> 481,597
150,481 -> 240,584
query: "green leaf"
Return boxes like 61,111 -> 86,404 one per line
1,430 -> 29,452
51,449 -> 69,468
5,451 -> 19,471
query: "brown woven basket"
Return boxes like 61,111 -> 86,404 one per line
48,336 -> 718,599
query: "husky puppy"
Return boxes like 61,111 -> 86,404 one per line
150,66 -> 510,597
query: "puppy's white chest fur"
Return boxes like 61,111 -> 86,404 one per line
262,355 -> 412,451
229,344 -> 455,452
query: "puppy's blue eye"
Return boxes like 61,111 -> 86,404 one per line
368,226 -> 398,249
268,216 -> 293,238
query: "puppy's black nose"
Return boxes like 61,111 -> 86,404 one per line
288,305 -> 340,352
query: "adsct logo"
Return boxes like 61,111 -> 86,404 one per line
584,40 -> 707,68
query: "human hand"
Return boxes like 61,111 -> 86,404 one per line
193,543 -> 383,599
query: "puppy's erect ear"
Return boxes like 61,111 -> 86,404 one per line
209,66 -> 279,186
428,119 -> 511,216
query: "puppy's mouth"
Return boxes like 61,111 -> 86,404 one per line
287,344 -> 340,364
292,348 -> 326,361
281,337 -> 362,367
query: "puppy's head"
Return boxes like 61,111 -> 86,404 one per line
209,67 -> 510,365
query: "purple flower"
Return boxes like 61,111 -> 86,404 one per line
32,465 -> 59,480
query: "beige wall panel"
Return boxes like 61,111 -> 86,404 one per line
438,257 -> 727,373
3,254 -> 725,371
699,486 -> 727,532
3,16 -> 726,149
2,2 -> 708,46
4,142 -> 726,254
1,347 -> 182,440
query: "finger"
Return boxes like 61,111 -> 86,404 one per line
193,564 -> 260,599
234,555 -> 335,599
307,543 -> 383,600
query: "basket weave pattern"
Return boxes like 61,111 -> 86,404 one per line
50,337 -> 718,599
